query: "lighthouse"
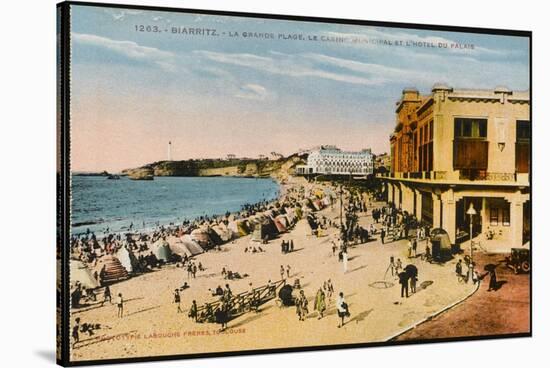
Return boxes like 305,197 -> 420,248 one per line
168,141 -> 172,161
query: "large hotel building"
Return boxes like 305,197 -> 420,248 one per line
296,146 -> 374,176
380,84 -> 530,251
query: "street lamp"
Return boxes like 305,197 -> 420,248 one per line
466,202 -> 477,261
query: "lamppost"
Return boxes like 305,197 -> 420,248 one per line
339,185 -> 343,229
466,202 -> 477,270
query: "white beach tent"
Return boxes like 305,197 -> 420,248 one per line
116,246 -> 139,274
171,235 -> 204,257
70,260 -> 100,289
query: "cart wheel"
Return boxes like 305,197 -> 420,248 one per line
521,261 -> 530,273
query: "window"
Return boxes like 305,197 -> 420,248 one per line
516,120 -> 530,173
454,118 -> 487,139
502,207 -> 510,226
516,120 -> 530,141
490,208 -> 499,226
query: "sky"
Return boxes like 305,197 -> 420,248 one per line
69,5 -> 530,172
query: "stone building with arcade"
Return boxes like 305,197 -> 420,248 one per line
380,84 -> 530,252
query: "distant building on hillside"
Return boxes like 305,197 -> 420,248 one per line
295,145 -> 374,176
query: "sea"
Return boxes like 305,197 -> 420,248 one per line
71,176 -> 280,235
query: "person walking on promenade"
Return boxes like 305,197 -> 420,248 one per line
395,258 -> 403,274
280,265 -> 285,280
286,265 -> 291,278
223,284 -> 233,302
296,290 -> 309,321
380,228 -> 386,244
174,289 -> 182,313
398,271 -> 409,298
327,279 -> 334,299
408,239 -> 413,258
487,267 -> 498,291
72,318 -> 81,348
412,238 -> 417,258
456,259 -> 463,282
410,272 -> 417,294
314,287 -> 326,319
102,285 -> 111,306
336,292 -> 349,328
116,293 -> 124,318
342,249 -> 348,273
188,300 -> 198,322
290,240 -> 294,252
386,256 -> 396,277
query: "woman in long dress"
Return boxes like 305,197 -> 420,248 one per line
296,290 -> 309,321
342,250 -> 348,273
314,287 -> 326,319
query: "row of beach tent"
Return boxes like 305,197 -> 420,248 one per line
71,193 -> 331,289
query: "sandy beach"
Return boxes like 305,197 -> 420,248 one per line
70,177 -> 476,362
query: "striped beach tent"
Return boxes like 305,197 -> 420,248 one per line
96,255 -> 129,285
171,235 -> 204,257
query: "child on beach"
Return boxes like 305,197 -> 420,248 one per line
116,293 -> 124,318
102,285 -> 111,306
174,289 -> 182,313
72,318 -> 80,348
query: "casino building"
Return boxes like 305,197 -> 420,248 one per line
379,84 -> 530,251
296,146 -> 374,177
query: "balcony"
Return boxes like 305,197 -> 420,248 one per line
377,170 -> 529,186
453,139 -> 488,170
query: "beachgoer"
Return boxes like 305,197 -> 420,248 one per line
174,289 -> 182,313
189,300 -> 198,322
102,285 -> 111,306
314,287 -> 326,319
116,293 -> 124,318
336,292 -> 349,328
72,318 -> 80,348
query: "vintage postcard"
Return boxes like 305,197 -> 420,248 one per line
57,1 -> 531,365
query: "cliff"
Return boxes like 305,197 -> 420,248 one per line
122,155 -> 306,180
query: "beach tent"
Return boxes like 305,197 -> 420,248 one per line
237,220 -> 251,236
153,240 -> 173,262
70,260 -> 100,289
96,255 -> 129,285
251,219 -> 278,241
273,215 -> 288,233
229,219 -> 250,237
190,228 -> 213,249
171,235 -> 204,257
116,246 -> 139,274
212,223 -> 233,242
206,226 -> 223,245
